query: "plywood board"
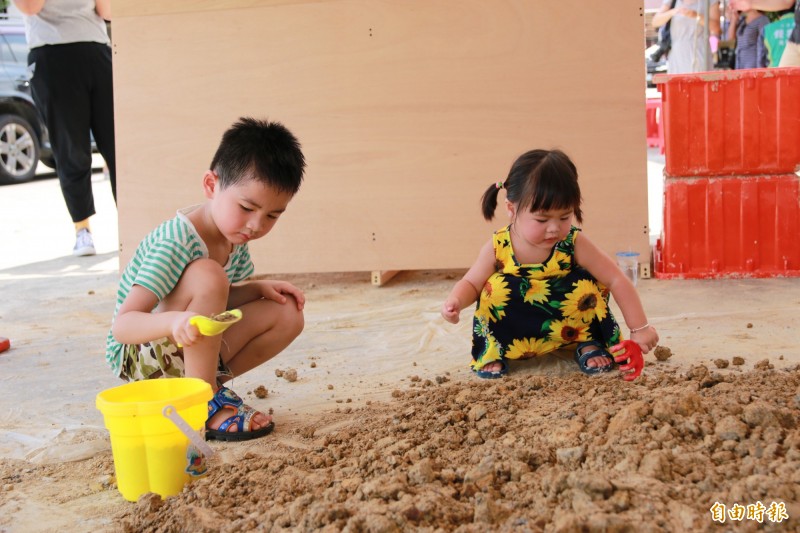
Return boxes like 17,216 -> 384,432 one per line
112,0 -> 649,275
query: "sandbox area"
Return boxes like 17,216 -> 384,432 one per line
1,268 -> 798,532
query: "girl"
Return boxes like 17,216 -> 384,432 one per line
441,149 -> 659,378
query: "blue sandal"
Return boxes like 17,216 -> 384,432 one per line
205,386 -> 274,441
472,359 -> 508,379
574,341 -> 615,375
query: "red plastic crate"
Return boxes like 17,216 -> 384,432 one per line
646,97 -> 664,152
655,68 -> 800,177
655,174 -> 800,278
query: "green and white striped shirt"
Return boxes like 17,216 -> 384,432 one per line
105,207 -> 254,375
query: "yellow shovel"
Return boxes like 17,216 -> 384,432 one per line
178,309 -> 242,346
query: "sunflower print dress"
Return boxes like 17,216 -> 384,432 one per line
471,225 -> 622,370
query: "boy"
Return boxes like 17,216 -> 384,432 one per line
106,117 -> 306,441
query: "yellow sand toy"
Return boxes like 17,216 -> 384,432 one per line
177,310 -> 242,347
190,309 -> 242,336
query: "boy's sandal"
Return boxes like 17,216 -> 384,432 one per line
472,359 -> 508,380
205,386 -> 275,442
574,341 -> 615,375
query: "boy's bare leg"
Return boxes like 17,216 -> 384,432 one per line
158,259 -> 227,384
220,295 -> 304,378
157,259 -> 272,432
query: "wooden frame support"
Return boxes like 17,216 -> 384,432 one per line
371,270 -> 399,287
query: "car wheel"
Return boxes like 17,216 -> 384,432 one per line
0,114 -> 41,185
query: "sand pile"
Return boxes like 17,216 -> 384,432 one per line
119,363 -> 799,532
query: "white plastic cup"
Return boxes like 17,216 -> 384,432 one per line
615,251 -> 640,286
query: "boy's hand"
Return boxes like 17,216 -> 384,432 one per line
261,280 -> 305,310
172,311 -> 202,347
441,298 -> 461,324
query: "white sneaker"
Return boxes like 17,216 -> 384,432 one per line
73,228 -> 96,256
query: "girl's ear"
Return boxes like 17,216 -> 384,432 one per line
505,199 -> 516,220
202,171 -> 219,199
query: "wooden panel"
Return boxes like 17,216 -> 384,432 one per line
113,0 -> 650,275
112,0 -> 322,19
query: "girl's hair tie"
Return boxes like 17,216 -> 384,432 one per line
495,181 -> 504,190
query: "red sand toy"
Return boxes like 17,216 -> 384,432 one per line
611,340 -> 644,381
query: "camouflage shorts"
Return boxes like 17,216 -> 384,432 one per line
119,337 -> 233,382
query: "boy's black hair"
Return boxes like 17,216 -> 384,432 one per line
210,117 -> 306,194
481,149 -> 583,224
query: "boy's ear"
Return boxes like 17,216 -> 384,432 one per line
202,171 -> 219,199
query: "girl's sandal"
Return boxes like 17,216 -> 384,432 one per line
574,341 -> 615,375
205,386 -> 274,442
472,359 -> 508,379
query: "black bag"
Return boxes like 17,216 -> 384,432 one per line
651,0 -> 678,62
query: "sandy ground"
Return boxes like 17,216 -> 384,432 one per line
1,162 -> 799,532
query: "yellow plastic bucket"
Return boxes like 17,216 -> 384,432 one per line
96,378 -> 213,502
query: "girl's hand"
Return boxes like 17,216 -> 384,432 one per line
441,298 -> 461,324
631,325 -> 659,354
261,280 -> 305,310
172,311 -> 202,347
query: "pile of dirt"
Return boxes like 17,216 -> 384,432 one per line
120,364 -> 800,532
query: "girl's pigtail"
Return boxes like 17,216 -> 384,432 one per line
480,181 -> 504,221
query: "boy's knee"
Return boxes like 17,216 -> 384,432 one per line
173,259 -> 231,306
186,258 -> 226,277
281,297 -> 304,338
184,259 -> 229,288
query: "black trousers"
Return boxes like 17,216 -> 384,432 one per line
29,42 -> 116,223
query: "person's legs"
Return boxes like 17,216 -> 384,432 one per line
157,259 -> 229,386
29,44 -> 96,224
88,43 -> 116,202
156,259 -> 273,434
218,295 -> 304,378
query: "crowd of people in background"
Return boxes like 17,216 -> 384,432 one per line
652,0 -> 799,74
725,0 -> 797,68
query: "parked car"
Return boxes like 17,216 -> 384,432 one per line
0,18 -> 54,184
